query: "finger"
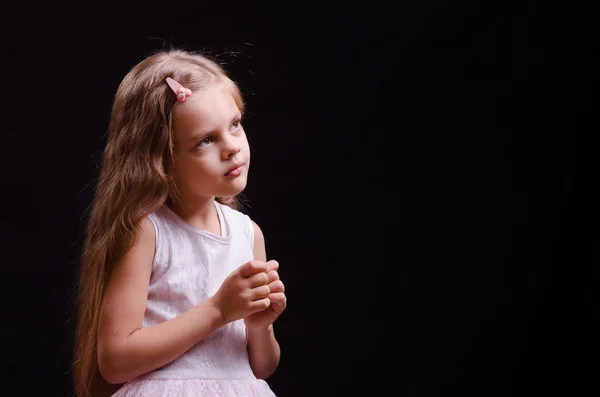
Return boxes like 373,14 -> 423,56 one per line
249,285 -> 271,300
266,260 -> 279,272
268,292 -> 286,306
266,269 -> 279,283
246,271 -> 269,288
240,260 -> 268,278
267,280 -> 285,293
249,297 -> 271,311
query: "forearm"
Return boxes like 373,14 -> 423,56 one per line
246,324 -> 280,379
99,298 -> 225,384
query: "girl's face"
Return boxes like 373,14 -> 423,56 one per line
171,82 -> 250,202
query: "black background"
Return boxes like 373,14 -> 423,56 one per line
1,1 -> 596,396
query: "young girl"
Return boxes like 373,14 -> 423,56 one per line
73,49 -> 286,397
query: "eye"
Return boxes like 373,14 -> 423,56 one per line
196,136 -> 214,148
231,119 -> 242,132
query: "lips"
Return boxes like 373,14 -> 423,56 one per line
225,162 -> 244,176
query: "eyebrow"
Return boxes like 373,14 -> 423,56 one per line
188,111 -> 242,143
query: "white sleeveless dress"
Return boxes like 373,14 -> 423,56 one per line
112,201 -> 277,397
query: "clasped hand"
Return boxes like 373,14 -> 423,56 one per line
211,259 -> 286,330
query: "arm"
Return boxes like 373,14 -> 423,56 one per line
245,220 -> 283,379
97,217 -> 227,384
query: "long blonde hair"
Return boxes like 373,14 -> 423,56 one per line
73,49 -> 246,397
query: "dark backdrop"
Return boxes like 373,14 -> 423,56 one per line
1,2 -> 596,396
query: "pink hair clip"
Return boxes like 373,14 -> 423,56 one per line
166,77 -> 192,102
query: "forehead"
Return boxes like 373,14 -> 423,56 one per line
173,83 -> 240,138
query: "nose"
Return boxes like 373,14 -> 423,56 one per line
222,137 -> 241,160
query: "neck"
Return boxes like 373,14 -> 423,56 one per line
168,195 -> 220,233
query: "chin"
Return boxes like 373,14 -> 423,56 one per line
222,180 -> 248,197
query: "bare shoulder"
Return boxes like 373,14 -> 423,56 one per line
251,219 -> 264,242
251,220 -> 267,261
136,216 -> 156,249
108,216 -> 155,290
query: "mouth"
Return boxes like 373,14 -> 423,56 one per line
225,162 -> 245,176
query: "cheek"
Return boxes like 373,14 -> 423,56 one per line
241,138 -> 251,157
174,155 -> 205,179
184,154 -> 222,179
